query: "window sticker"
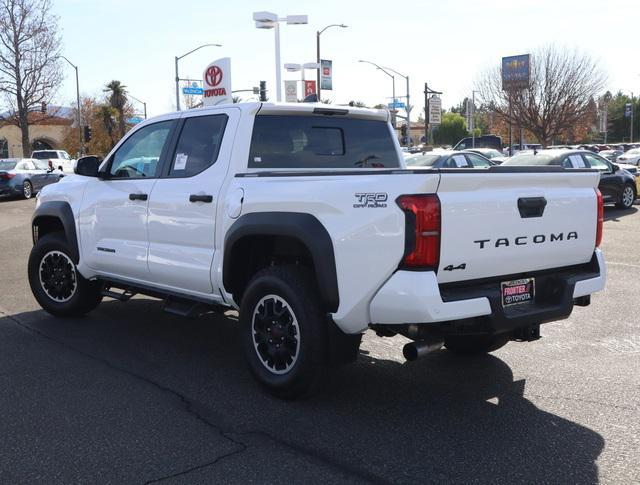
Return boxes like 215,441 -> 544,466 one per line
569,154 -> 585,168
254,156 -> 262,163
174,153 -> 188,170
453,155 -> 469,167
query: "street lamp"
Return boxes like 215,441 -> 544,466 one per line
175,43 -> 222,111
316,24 -> 347,101
253,11 -> 309,102
382,65 -> 411,142
58,55 -> 83,155
284,62 -> 320,100
359,60 -> 396,127
127,93 -> 147,119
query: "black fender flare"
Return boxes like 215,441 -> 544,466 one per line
223,212 -> 339,312
32,201 -> 80,263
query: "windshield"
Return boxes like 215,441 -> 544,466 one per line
626,148 -> 640,155
32,151 -> 58,159
0,160 -> 17,170
405,154 -> 442,167
503,153 -> 554,166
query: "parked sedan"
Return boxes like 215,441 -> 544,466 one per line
405,150 -> 494,169
617,148 -> 640,166
0,158 -> 64,199
503,149 -> 637,209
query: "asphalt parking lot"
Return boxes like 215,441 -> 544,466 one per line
0,196 -> 639,484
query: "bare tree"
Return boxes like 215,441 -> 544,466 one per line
0,0 -> 62,156
475,46 -> 606,146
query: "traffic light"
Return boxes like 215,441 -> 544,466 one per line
401,124 -> 408,137
83,125 -> 92,142
259,81 -> 267,101
41,102 -> 46,113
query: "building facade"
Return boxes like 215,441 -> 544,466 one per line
0,108 -> 73,158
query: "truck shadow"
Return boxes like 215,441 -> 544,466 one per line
604,205 -> 638,221
8,299 -> 604,484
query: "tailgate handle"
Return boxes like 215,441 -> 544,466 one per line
518,197 -> 547,218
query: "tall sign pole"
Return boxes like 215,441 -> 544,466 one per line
502,54 -> 530,154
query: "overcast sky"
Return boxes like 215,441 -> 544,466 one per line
52,0 -> 639,119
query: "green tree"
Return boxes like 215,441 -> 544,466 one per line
104,80 -> 128,140
432,112 -> 469,146
606,92 -> 639,142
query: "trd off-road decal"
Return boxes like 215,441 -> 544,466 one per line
353,193 -> 388,208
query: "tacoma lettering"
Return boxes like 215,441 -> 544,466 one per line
474,231 -> 578,249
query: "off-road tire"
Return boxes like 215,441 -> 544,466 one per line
28,232 -> 103,317
444,334 -> 509,356
240,265 -> 328,399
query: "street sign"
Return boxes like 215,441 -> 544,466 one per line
127,117 -> 144,124
599,109 -> 608,133
284,80 -> 298,102
320,59 -> 332,90
625,103 -> 632,118
183,86 -> 203,95
428,96 -> 442,125
203,57 -> 232,106
502,54 -> 530,91
388,100 -> 406,109
304,80 -> 316,97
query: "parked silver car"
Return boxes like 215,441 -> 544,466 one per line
0,158 -> 64,199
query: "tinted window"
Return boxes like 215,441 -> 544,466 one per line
248,115 -> 400,169
109,121 -> 172,178
0,161 -> 17,170
583,153 -> 610,171
32,151 -> 58,159
442,154 -> 470,168
503,154 -> 554,166
465,153 -> 491,167
169,115 -> 227,177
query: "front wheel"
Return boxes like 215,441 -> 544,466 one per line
444,334 -> 509,356
616,184 -> 636,209
28,232 -> 103,317
240,265 -> 328,399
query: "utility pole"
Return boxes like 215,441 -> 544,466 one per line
631,92 -> 635,143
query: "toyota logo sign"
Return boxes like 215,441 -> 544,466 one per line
202,57 -> 232,106
205,65 -> 223,87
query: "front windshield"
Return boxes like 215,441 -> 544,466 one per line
480,149 -> 502,159
503,153 -> 554,166
627,148 -> 640,156
0,160 -> 17,170
405,154 -> 442,167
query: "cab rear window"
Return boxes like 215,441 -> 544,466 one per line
248,115 -> 400,169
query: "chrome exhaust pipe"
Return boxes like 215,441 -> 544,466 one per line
403,337 -> 444,361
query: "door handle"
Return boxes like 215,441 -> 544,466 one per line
129,193 -> 148,201
189,194 -> 213,203
518,197 -> 547,218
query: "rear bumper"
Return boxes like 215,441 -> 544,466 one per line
370,249 -> 606,334
0,183 -> 21,197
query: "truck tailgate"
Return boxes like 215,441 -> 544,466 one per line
436,169 -> 600,284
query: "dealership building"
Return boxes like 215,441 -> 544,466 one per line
0,107 -> 73,158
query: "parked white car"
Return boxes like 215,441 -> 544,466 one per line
617,148 -> 640,166
31,150 -> 76,173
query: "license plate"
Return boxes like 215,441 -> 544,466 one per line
501,278 -> 535,307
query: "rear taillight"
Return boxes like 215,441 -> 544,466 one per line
0,172 -> 16,180
595,188 -> 603,247
396,194 -> 441,269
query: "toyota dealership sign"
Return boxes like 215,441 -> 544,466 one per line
203,57 -> 232,106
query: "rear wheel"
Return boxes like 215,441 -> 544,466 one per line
444,334 -> 509,356
240,265 -> 328,399
28,232 -> 103,317
616,184 -> 636,209
23,180 -> 32,199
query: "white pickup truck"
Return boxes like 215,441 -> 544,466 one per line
31,149 -> 76,174
28,102 -> 606,398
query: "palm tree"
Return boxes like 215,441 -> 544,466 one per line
97,105 -> 117,148
104,80 -> 128,139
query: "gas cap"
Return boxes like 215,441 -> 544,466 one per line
226,188 -> 244,219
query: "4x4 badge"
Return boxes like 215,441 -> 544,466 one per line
443,263 -> 466,271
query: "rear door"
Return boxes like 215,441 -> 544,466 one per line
147,108 -> 238,294
436,170 -> 600,284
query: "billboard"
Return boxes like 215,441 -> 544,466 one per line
428,96 -> 442,125
502,54 -> 530,91
203,57 -> 232,106
284,80 -> 298,102
320,59 -> 332,90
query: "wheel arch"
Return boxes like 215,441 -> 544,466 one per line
32,201 -> 80,263
223,212 -> 339,312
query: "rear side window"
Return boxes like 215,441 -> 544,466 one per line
248,115 -> 400,169
32,151 -> 58,160
169,114 -> 228,177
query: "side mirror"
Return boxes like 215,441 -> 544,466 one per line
611,163 -> 620,172
74,155 -> 102,177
